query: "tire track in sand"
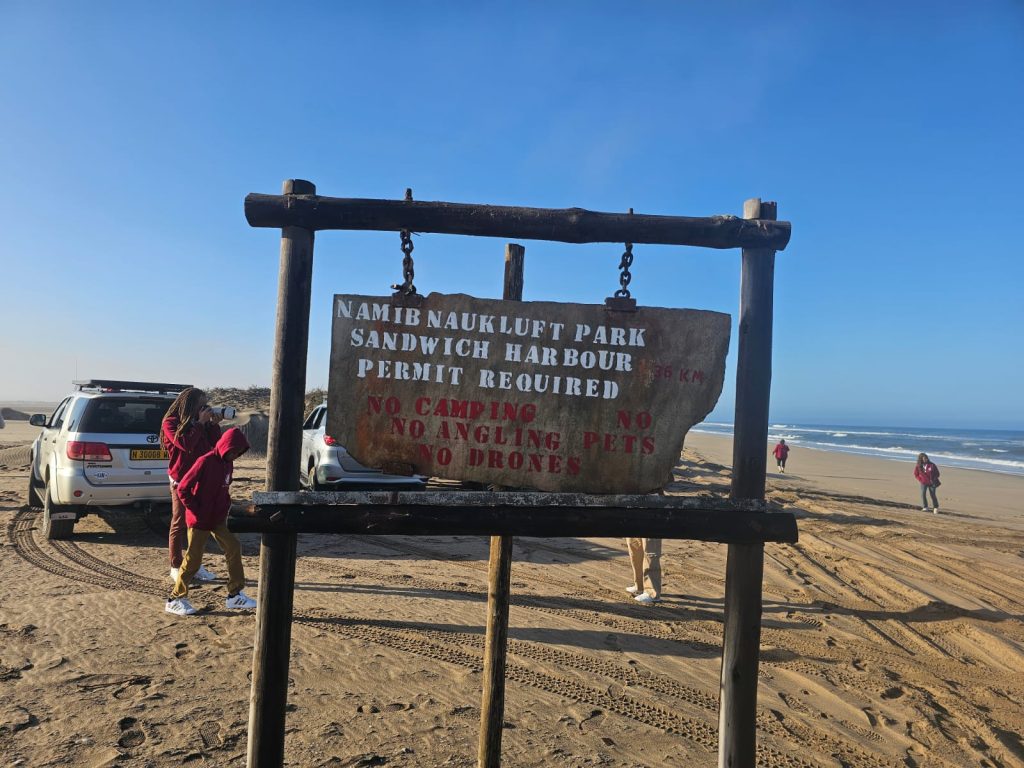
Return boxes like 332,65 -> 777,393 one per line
9,508 -> 853,766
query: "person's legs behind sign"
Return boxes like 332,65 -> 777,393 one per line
626,537 -> 662,604
626,537 -> 644,595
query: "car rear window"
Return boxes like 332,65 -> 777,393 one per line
79,398 -> 171,434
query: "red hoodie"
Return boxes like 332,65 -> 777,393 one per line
162,415 -> 223,483
914,461 -> 940,487
176,428 -> 250,530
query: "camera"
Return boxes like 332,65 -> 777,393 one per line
207,406 -> 237,420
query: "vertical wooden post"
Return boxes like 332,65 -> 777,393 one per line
502,243 -> 525,305
477,243 -> 525,768
719,198 -> 776,768
247,179 -> 316,768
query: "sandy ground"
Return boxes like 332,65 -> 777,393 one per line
1,420 -> 1023,767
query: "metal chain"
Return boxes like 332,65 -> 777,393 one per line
614,208 -> 634,299
392,188 -> 417,295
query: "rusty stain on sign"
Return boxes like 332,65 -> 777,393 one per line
328,293 -> 729,493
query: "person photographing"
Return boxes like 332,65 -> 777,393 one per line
165,428 -> 256,616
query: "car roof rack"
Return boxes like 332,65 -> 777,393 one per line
73,379 -> 193,394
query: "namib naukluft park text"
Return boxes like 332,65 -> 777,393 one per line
328,293 -> 730,494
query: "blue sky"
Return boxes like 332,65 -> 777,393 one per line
1,3 -> 1022,429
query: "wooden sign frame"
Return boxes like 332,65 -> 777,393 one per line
240,180 -> 793,768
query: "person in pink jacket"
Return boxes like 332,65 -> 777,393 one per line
772,439 -> 790,473
161,387 -> 223,584
165,428 -> 256,616
914,453 -> 941,513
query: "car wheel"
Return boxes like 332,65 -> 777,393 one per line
27,471 -> 43,509
307,465 -> 321,491
42,479 -> 76,540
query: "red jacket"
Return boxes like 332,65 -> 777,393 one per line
162,416 -> 222,482
914,462 -> 940,486
773,442 -> 789,460
177,428 -> 250,530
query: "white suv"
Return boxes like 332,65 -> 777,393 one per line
300,403 -> 425,491
27,380 -> 189,539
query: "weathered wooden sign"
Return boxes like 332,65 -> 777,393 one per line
328,293 -> 729,493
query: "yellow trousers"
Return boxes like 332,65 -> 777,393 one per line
170,524 -> 245,598
626,537 -> 662,598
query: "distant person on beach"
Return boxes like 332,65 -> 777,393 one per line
914,453 -> 941,513
165,428 -> 256,616
625,538 -> 662,604
162,388 -> 223,585
773,439 -> 790,473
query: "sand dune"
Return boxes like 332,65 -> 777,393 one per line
0,426 -> 1022,766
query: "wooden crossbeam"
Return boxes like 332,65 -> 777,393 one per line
229,491 -> 798,544
244,193 -> 792,250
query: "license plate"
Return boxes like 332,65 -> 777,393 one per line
49,511 -> 77,521
130,448 -> 169,461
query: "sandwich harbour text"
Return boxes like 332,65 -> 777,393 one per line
337,298 -> 707,400
335,298 -> 710,478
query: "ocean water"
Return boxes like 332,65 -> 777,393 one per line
691,422 -> 1024,477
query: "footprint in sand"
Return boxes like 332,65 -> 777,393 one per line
199,720 -> 223,749
117,716 -> 146,748
113,676 -> 151,700
579,708 -> 606,733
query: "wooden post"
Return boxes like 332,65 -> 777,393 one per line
477,243 -> 524,768
502,243 -> 525,303
247,179 -> 316,768
719,199 -> 776,767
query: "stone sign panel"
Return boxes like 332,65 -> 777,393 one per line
328,293 -> 729,494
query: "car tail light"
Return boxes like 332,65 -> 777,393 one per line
323,434 -> 338,446
67,441 -> 113,461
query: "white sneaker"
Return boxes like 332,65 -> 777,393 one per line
634,593 -> 659,605
226,591 -> 256,610
170,566 -> 216,584
625,584 -> 641,595
165,597 -> 197,616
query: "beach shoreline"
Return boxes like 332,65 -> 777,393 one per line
685,431 -> 1024,527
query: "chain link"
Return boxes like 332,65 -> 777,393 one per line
614,208 -> 634,299
392,188 -> 417,296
